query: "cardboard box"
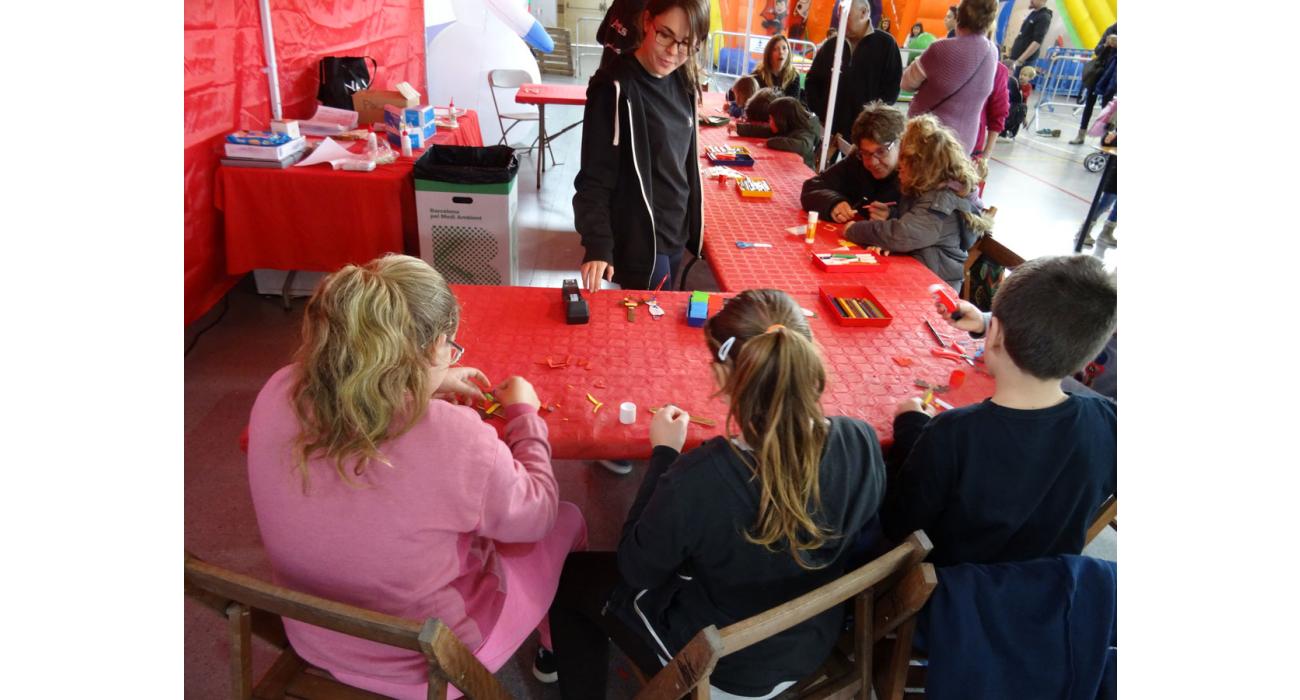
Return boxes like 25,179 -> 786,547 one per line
384,104 -> 437,132
414,174 -> 519,286
353,90 -> 418,128
386,121 -> 438,150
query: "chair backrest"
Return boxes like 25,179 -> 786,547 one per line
185,552 -> 512,700
1086,494 -> 1117,545
960,232 -> 1025,308
635,531 -> 937,700
487,69 -> 532,90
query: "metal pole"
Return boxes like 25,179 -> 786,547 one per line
816,0 -> 852,172
258,0 -> 283,120
743,0 -> 754,75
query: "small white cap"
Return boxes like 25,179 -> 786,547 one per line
619,402 -> 637,425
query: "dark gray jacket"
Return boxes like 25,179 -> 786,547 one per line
844,187 -> 983,289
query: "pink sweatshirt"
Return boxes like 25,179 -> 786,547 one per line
247,365 -> 559,685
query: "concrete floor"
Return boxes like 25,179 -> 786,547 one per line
185,70 -> 1115,698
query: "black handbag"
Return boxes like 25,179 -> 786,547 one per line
316,56 -> 377,110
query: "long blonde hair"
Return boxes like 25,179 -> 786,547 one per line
290,255 -> 460,488
754,34 -> 798,92
704,289 -> 834,569
898,115 -> 992,233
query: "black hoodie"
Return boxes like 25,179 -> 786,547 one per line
572,54 -> 705,289
610,416 -> 887,695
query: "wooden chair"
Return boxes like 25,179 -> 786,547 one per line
959,230 -> 1024,305
634,531 -> 937,700
185,552 -> 511,700
1086,494 -> 1117,545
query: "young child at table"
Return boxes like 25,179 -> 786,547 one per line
880,254 -> 1117,567
729,87 -> 782,137
725,75 -> 759,119
247,254 -> 586,699
762,96 -> 823,169
843,114 -> 990,290
547,289 -> 887,698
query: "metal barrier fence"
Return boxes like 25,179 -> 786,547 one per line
572,16 -> 603,77
706,30 -> 817,82
1030,47 -> 1093,132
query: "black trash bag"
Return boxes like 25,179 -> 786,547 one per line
413,145 -> 519,185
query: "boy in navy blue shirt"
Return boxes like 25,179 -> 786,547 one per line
881,255 -> 1117,566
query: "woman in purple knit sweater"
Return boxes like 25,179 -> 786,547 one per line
901,0 -> 1000,154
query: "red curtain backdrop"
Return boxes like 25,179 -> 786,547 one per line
184,0 -> 427,324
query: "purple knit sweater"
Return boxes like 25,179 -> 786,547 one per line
907,34 -> 999,153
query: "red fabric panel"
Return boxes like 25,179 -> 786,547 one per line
184,0 -> 427,324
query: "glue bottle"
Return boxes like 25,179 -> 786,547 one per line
400,125 -> 413,158
448,98 -> 458,127
364,130 -> 379,161
805,210 -> 818,244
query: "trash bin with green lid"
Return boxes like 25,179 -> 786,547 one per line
413,145 -> 520,285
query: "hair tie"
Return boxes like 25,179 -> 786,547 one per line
765,324 -> 785,334
716,336 -> 737,362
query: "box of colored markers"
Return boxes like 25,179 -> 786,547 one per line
819,285 -> 893,327
705,145 -> 755,167
737,177 -> 772,199
811,250 -> 883,272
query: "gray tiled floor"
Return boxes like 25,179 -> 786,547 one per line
185,70 -> 1115,698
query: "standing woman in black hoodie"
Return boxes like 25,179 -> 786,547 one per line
573,0 -> 710,293
547,289 -> 887,698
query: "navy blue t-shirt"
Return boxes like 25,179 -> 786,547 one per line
881,393 -> 1116,567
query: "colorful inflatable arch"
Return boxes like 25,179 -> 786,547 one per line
1057,0 -> 1116,49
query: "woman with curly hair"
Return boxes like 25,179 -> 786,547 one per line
247,254 -> 586,698
751,33 -> 802,101
844,115 -> 991,289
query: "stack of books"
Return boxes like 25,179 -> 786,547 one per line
222,131 -> 308,168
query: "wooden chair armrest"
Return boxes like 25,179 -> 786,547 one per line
634,627 -> 724,700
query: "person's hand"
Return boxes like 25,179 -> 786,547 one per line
580,260 -> 615,294
649,404 -> 691,451
1103,132 -> 1116,147
830,201 -> 855,223
437,367 -> 490,404
934,298 -> 986,334
895,397 -> 937,418
493,376 -> 540,410
866,201 -> 892,221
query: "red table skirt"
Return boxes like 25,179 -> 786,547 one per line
452,284 -> 993,460
215,110 -> 483,275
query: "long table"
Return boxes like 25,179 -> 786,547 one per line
216,110 -> 484,276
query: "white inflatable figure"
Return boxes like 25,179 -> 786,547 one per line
425,0 -> 552,148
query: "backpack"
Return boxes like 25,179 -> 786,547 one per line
317,56 -> 376,110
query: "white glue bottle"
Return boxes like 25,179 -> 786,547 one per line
400,126 -> 413,158
448,98 -> 458,127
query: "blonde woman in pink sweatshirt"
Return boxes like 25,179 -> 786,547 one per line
247,254 -> 585,699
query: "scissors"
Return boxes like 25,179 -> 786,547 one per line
930,340 -> 975,366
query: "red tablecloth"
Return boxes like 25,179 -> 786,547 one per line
216,110 -> 483,275
515,83 -> 589,106
452,284 -> 993,460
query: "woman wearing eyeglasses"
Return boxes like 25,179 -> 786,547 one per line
573,0 -> 711,296
800,101 -> 904,223
246,254 -> 586,700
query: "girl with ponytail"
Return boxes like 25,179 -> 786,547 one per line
548,289 -> 886,698
247,254 -> 586,699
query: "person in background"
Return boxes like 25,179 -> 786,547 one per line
944,5 -> 958,38
880,17 -> 892,34
1006,0 -> 1052,74
881,255 -> 1117,567
844,114 -> 991,290
246,255 -> 587,697
905,21 -> 926,47
1082,99 -> 1117,248
764,96 -> 824,169
1069,24 -> 1117,145
800,101 -> 903,222
1000,66 -> 1035,139
725,75 -> 760,118
548,289 -> 886,698
973,27 -> 1010,169
804,0 -> 902,143
752,33 -> 804,102
902,0 -> 1001,154
730,86 -> 784,138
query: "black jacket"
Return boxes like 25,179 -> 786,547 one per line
612,417 -> 887,695
800,154 -> 901,220
804,31 -> 902,140
572,55 -> 704,289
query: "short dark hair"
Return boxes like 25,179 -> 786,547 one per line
991,255 -> 1117,380
769,97 -> 813,135
745,87 -> 782,122
956,0 -> 998,32
850,101 -> 905,146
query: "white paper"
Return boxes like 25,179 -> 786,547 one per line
294,138 -> 360,168
298,105 -> 359,136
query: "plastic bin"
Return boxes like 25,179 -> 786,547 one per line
413,146 -> 520,285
